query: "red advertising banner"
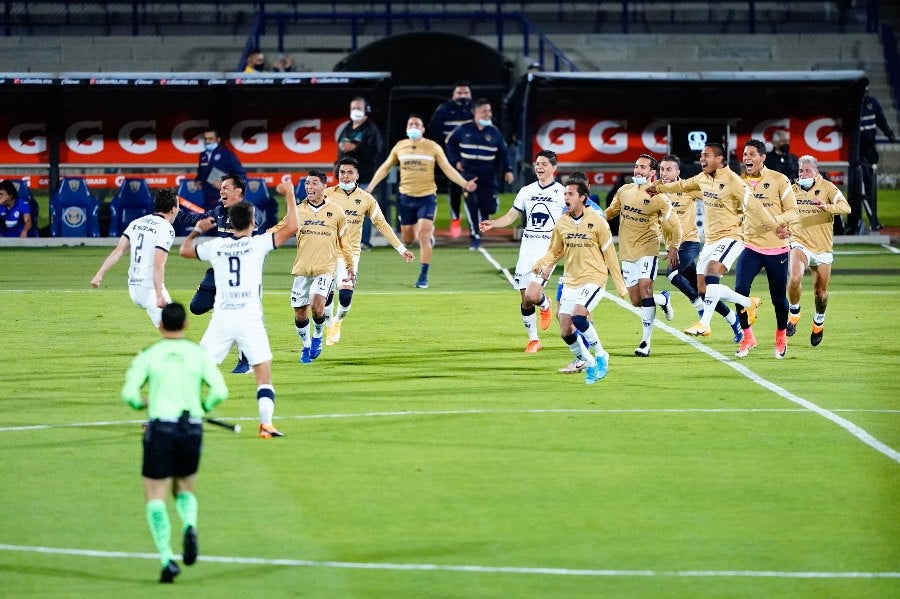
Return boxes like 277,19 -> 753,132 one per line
0,172 -> 333,190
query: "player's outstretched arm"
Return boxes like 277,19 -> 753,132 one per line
272,182 -> 299,246
179,217 -> 215,259
91,235 -> 130,288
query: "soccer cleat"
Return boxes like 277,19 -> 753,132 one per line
811,323 -> 824,347
735,330 -> 757,358
449,218 -> 461,238
786,313 -> 801,337
230,357 -> 251,374
559,358 -> 586,374
730,320 -> 744,344
159,560 -> 180,583
259,423 -> 284,439
309,337 -> 323,360
584,364 -> 599,385
415,275 -> 429,289
660,290 -> 675,321
595,352 -> 609,379
684,321 -> 711,336
300,347 -> 312,364
182,526 -> 198,566
469,237 -> 481,251
742,296 -> 762,326
326,321 -> 342,346
539,305 -> 552,330
524,340 -> 541,353
634,341 -> 651,357
774,328 -> 787,359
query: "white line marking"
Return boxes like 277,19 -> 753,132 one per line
881,243 -> 900,254
0,544 -> 896,579
478,246 -> 516,287
605,293 -> 900,465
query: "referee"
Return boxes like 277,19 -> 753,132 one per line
122,302 -> 228,583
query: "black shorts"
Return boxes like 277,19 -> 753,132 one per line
142,420 -> 203,480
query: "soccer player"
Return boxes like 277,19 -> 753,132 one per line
271,169 -> 355,363
533,180 -> 628,385
604,154 -> 682,357
91,189 -> 179,327
787,155 -> 850,346
122,302 -> 228,583
479,150 -> 566,353
647,143 -> 773,340
180,184 -> 298,438
323,157 -> 414,345
366,114 -> 476,289
734,139 -> 799,359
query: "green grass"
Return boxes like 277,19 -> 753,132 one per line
0,243 -> 898,597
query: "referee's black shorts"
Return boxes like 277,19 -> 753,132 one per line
142,420 -> 203,480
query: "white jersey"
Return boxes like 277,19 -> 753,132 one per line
123,214 -> 175,288
513,180 -> 566,252
196,233 -> 276,316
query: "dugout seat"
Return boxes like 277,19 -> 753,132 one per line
244,177 -> 278,231
8,179 -> 39,237
50,177 -> 100,237
108,178 -> 154,237
294,178 -> 307,203
174,179 -> 207,235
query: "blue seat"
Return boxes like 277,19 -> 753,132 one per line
294,178 -> 308,202
8,179 -> 39,237
244,177 -> 278,231
109,178 -> 154,237
50,177 -> 100,237
173,179 -> 208,235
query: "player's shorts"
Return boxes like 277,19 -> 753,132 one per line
514,245 -> 554,290
558,283 -> 604,315
201,310 -> 273,365
398,194 -> 437,225
129,284 -> 172,327
790,241 -> 833,266
142,418 -> 203,480
621,255 -> 659,288
697,237 -> 744,273
335,255 -> 361,289
291,274 -> 334,307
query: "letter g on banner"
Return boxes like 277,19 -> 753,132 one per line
536,119 -> 575,154
8,123 -> 47,155
283,119 -> 322,154
589,120 -> 628,155
65,121 -> 104,155
230,119 -> 269,154
805,118 -> 842,153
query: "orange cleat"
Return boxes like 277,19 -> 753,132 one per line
539,305 -> 552,330
258,423 -> 284,439
524,340 -> 541,353
449,218 -> 462,238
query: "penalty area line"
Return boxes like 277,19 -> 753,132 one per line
0,544 -> 897,579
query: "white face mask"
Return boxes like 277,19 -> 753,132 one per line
632,176 -> 647,185
406,128 -> 423,141
797,177 -> 815,188
350,109 -> 366,122
476,118 -> 492,128
337,181 -> 356,191
204,142 -> 218,153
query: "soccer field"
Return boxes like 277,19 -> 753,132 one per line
0,243 -> 898,598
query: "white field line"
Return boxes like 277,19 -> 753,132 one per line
0,544 -> 896,579
478,247 -> 516,287
881,243 -> 900,254
605,292 -> 900,465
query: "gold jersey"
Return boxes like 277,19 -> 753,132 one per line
535,208 -> 627,294
790,175 -> 850,254
370,137 -> 469,197
605,182 -> 682,261
324,185 -> 405,256
666,188 -> 702,244
271,198 -> 353,277
741,167 -> 799,249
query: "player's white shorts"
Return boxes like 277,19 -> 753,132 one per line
790,241 -> 833,266
558,283 -> 604,315
201,310 -> 272,366
621,255 -> 658,288
514,245 -> 554,290
334,255 -> 361,289
697,237 -> 744,273
129,284 -> 171,327
291,274 -> 334,307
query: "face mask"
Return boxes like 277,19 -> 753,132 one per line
632,176 -> 647,185
798,177 -> 814,189
477,119 -> 492,128
338,181 -> 356,191
350,109 -> 366,122
204,142 -> 218,153
454,97 -> 471,105
778,144 -> 790,153
406,128 -> 423,141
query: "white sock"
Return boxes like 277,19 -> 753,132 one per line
296,322 -> 310,348
641,305 -> 655,343
539,294 -> 551,311
813,312 -> 826,325
313,318 -> 325,339
257,385 -> 274,425
725,310 -> 738,326
701,284 -> 724,326
523,312 -> 538,341
337,303 -> 351,321
714,284 -> 751,308
692,297 -> 705,311
653,292 -> 667,306
566,337 -> 596,367
581,323 -> 607,358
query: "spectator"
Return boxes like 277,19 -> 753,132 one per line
847,87 -> 896,232
243,50 -> 266,73
271,54 -> 294,72
427,81 -> 474,238
0,179 -> 32,237
196,128 -> 246,211
336,96 -> 385,249
764,130 -> 799,181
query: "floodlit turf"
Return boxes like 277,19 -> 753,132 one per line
0,244 -> 898,597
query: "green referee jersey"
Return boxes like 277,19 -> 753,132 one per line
122,338 -> 228,420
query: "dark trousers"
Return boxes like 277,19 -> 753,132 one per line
734,249 -> 789,330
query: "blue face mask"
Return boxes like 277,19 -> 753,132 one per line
406,128 -> 423,141
632,176 -> 647,185
338,181 -> 356,191
477,119 -> 492,128
797,177 -> 814,189
204,142 -> 218,153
